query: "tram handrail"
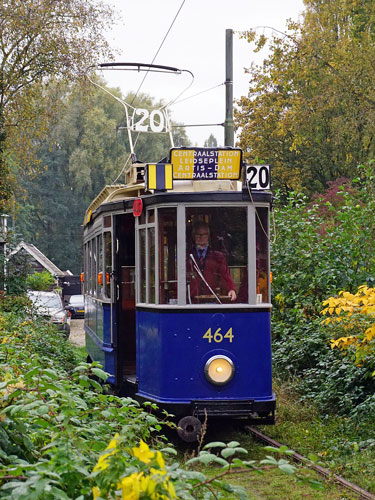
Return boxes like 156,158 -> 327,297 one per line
189,254 -> 222,304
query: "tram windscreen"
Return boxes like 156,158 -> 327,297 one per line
186,207 -> 248,304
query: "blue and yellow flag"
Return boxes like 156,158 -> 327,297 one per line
147,163 -> 173,191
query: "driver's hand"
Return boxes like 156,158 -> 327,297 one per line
228,290 -> 237,301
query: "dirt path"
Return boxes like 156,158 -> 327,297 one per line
69,319 -> 85,347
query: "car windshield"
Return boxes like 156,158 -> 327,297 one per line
30,293 -> 62,309
69,295 -> 83,305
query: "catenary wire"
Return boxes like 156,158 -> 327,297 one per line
130,0 -> 187,106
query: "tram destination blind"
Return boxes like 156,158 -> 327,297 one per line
170,148 -> 242,180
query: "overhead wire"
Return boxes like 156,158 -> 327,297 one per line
130,0 -> 187,106
111,0 -> 187,184
172,82 -> 225,106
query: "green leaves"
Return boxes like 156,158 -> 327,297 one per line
236,2 -> 375,194
0,299 -> 172,499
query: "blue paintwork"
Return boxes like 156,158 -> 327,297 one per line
85,301 -> 115,383
136,309 -> 273,404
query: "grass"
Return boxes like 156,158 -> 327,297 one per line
179,418 -> 358,500
260,379 -> 375,494
179,378 -> 375,499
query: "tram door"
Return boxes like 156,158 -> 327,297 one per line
115,214 -> 136,382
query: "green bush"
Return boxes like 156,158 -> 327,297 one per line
271,162 -> 375,416
26,271 -> 55,291
0,295 -> 313,498
0,296 -> 170,498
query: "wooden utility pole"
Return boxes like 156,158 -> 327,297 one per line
224,28 -> 234,147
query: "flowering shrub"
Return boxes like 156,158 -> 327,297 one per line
0,293 -> 316,499
322,285 -> 375,370
90,436 -> 317,500
92,438 -> 178,500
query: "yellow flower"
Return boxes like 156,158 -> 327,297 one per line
166,480 -> 177,499
139,475 -> 157,496
92,486 -> 101,499
156,451 -> 165,469
150,467 -> 167,477
132,440 -> 155,464
93,433 -> 119,472
119,472 -> 142,500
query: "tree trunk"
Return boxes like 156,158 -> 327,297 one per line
0,111 -> 12,211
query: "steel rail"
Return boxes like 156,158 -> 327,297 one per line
246,426 -> 375,500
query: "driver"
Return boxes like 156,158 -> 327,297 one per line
188,222 -> 237,302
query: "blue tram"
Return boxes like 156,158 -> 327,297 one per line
83,147 -> 275,441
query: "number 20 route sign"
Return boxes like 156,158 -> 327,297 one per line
246,165 -> 271,190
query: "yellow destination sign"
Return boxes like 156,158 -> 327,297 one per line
170,148 -> 242,180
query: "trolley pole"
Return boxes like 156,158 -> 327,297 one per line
224,28 -> 234,147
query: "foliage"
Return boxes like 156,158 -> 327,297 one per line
235,0 -> 375,193
89,437 -> 322,500
14,82 -> 190,273
0,293 -> 316,499
271,164 -> 375,415
26,271 -> 55,291
204,134 -> 218,148
264,379 -> 375,494
0,235 -> 30,296
0,0 -> 116,211
0,294 -> 170,498
322,285 -> 375,372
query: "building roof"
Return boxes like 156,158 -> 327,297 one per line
8,241 -> 68,277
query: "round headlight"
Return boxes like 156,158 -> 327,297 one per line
204,355 -> 235,385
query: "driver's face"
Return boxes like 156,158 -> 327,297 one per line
194,229 -> 209,247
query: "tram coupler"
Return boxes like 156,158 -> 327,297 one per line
177,415 -> 202,442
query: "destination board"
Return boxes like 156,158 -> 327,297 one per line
170,148 -> 242,180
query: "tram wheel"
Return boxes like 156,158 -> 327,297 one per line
177,416 -> 202,442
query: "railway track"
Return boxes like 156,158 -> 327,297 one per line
246,426 -> 375,500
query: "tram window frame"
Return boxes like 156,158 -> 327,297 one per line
185,206 -> 249,305
134,202 -> 270,307
97,234 -> 103,299
88,240 -> 93,295
136,208 -> 157,304
158,207 -> 177,305
103,231 -> 112,299
255,207 -> 270,304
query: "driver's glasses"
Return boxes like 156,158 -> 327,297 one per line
195,232 -> 208,239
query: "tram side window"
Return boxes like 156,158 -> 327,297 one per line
89,240 -> 94,295
158,208 -> 177,304
104,232 -> 112,298
256,208 -> 269,303
83,243 -> 88,294
186,207 -> 248,304
148,227 -> 155,303
139,228 -> 146,303
97,235 -> 103,299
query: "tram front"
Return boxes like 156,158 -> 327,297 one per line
125,148 -> 275,440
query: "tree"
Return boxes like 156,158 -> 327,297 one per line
0,0 -> 116,210
14,82 -> 190,273
204,134 -> 218,147
235,0 -> 375,194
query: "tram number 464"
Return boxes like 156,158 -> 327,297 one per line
203,328 -> 234,343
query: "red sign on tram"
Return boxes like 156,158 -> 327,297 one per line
133,198 -> 143,217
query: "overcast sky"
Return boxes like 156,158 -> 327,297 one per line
100,0 -> 305,147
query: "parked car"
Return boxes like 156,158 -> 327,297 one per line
65,294 -> 84,319
27,290 -> 71,337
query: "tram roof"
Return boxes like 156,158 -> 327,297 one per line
83,182 -> 272,227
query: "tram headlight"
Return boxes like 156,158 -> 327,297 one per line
204,355 -> 235,385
